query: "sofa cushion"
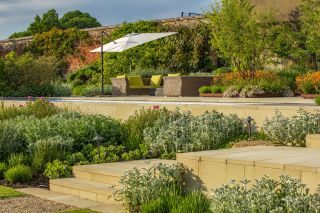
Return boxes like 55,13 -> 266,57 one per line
128,76 -> 144,88
150,75 -> 162,87
168,73 -> 181,77
117,74 -> 127,78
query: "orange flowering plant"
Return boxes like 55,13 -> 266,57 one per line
296,71 -> 320,94
211,70 -> 296,97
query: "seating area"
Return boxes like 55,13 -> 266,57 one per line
111,74 -> 212,97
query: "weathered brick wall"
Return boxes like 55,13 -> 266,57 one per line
0,36 -> 33,57
0,16 -> 206,58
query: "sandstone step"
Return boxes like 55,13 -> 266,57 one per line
73,159 -> 175,185
50,178 -> 119,205
17,187 -> 123,213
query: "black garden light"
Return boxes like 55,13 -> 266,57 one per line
246,116 -> 254,140
93,134 -> 104,162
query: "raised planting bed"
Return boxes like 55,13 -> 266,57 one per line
199,93 -> 223,97
301,94 -> 320,99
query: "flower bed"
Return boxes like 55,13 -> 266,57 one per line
296,71 -> 320,99
199,71 -> 296,98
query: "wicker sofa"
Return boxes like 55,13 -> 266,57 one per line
163,76 -> 212,97
111,77 -> 161,96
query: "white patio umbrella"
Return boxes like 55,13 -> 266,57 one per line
90,32 -> 177,94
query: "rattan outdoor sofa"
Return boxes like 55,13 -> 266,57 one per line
111,77 -> 161,96
163,76 -> 212,97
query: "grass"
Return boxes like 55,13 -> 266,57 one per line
57,209 -> 100,213
0,185 -> 25,199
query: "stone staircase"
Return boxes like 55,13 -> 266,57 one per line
50,160 -> 175,208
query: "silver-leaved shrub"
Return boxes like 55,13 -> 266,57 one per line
263,110 -> 320,146
211,175 -> 320,212
114,162 -> 184,212
144,110 -> 244,158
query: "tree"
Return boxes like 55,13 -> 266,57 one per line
8,9 -> 101,39
60,10 -> 101,29
28,9 -> 61,35
299,0 -> 320,70
208,0 -> 268,78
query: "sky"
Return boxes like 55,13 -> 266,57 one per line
0,0 -> 212,40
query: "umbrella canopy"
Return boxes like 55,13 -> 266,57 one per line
90,32 -> 177,53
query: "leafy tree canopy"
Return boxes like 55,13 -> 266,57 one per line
299,0 -> 320,70
208,0 -> 269,78
28,9 -> 61,35
9,9 -> 101,39
60,10 -> 101,29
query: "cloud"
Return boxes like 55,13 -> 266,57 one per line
0,0 -> 211,39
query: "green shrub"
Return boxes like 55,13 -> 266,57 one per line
141,189 -> 211,213
141,188 -> 182,213
171,191 -> 212,213
0,98 -> 63,121
72,85 -> 112,96
31,136 -> 73,172
199,86 -> 212,94
91,145 -> 124,163
26,28 -> 90,58
7,153 -> 30,168
316,96 -> 320,106
214,67 -> 231,75
115,163 -> 184,212
211,175 -> 320,212
67,152 -> 88,166
44,160 -> 72,179
144,111 -> 244,158
21,112 -> 124,152
52,82 -> 72,97
4,165 -> 32,183
23,99 -> 63,118
263,110 -> 320,146
130,69 -> 169,78
0,120 -> 27,161
0,162 -> 6,179
211,85 -> 225,93
72,85 -> 100,96
124,108 -> 169,150
2,53 -> 61,97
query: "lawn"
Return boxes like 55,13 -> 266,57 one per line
0,185 -> 25,199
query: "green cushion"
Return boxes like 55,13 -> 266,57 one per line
168,73 -> 181,77
150,75 -> 162,87
117,74 -> 127,78
128,76 -> 144,88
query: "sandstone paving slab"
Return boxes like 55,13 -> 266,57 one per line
16,188 -> 122,213
177,146 -> 274,161
73,159 -> 175,176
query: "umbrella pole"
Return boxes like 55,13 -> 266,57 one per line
100,31 -> 105,95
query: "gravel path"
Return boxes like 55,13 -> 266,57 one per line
0,195 -> 73,213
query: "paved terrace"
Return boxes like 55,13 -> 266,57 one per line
3,96 -> 319,128
177,146 -> 320,193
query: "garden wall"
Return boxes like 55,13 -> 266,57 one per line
0,16 -> 206,58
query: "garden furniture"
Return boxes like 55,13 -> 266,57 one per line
163,76 -> 212,97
